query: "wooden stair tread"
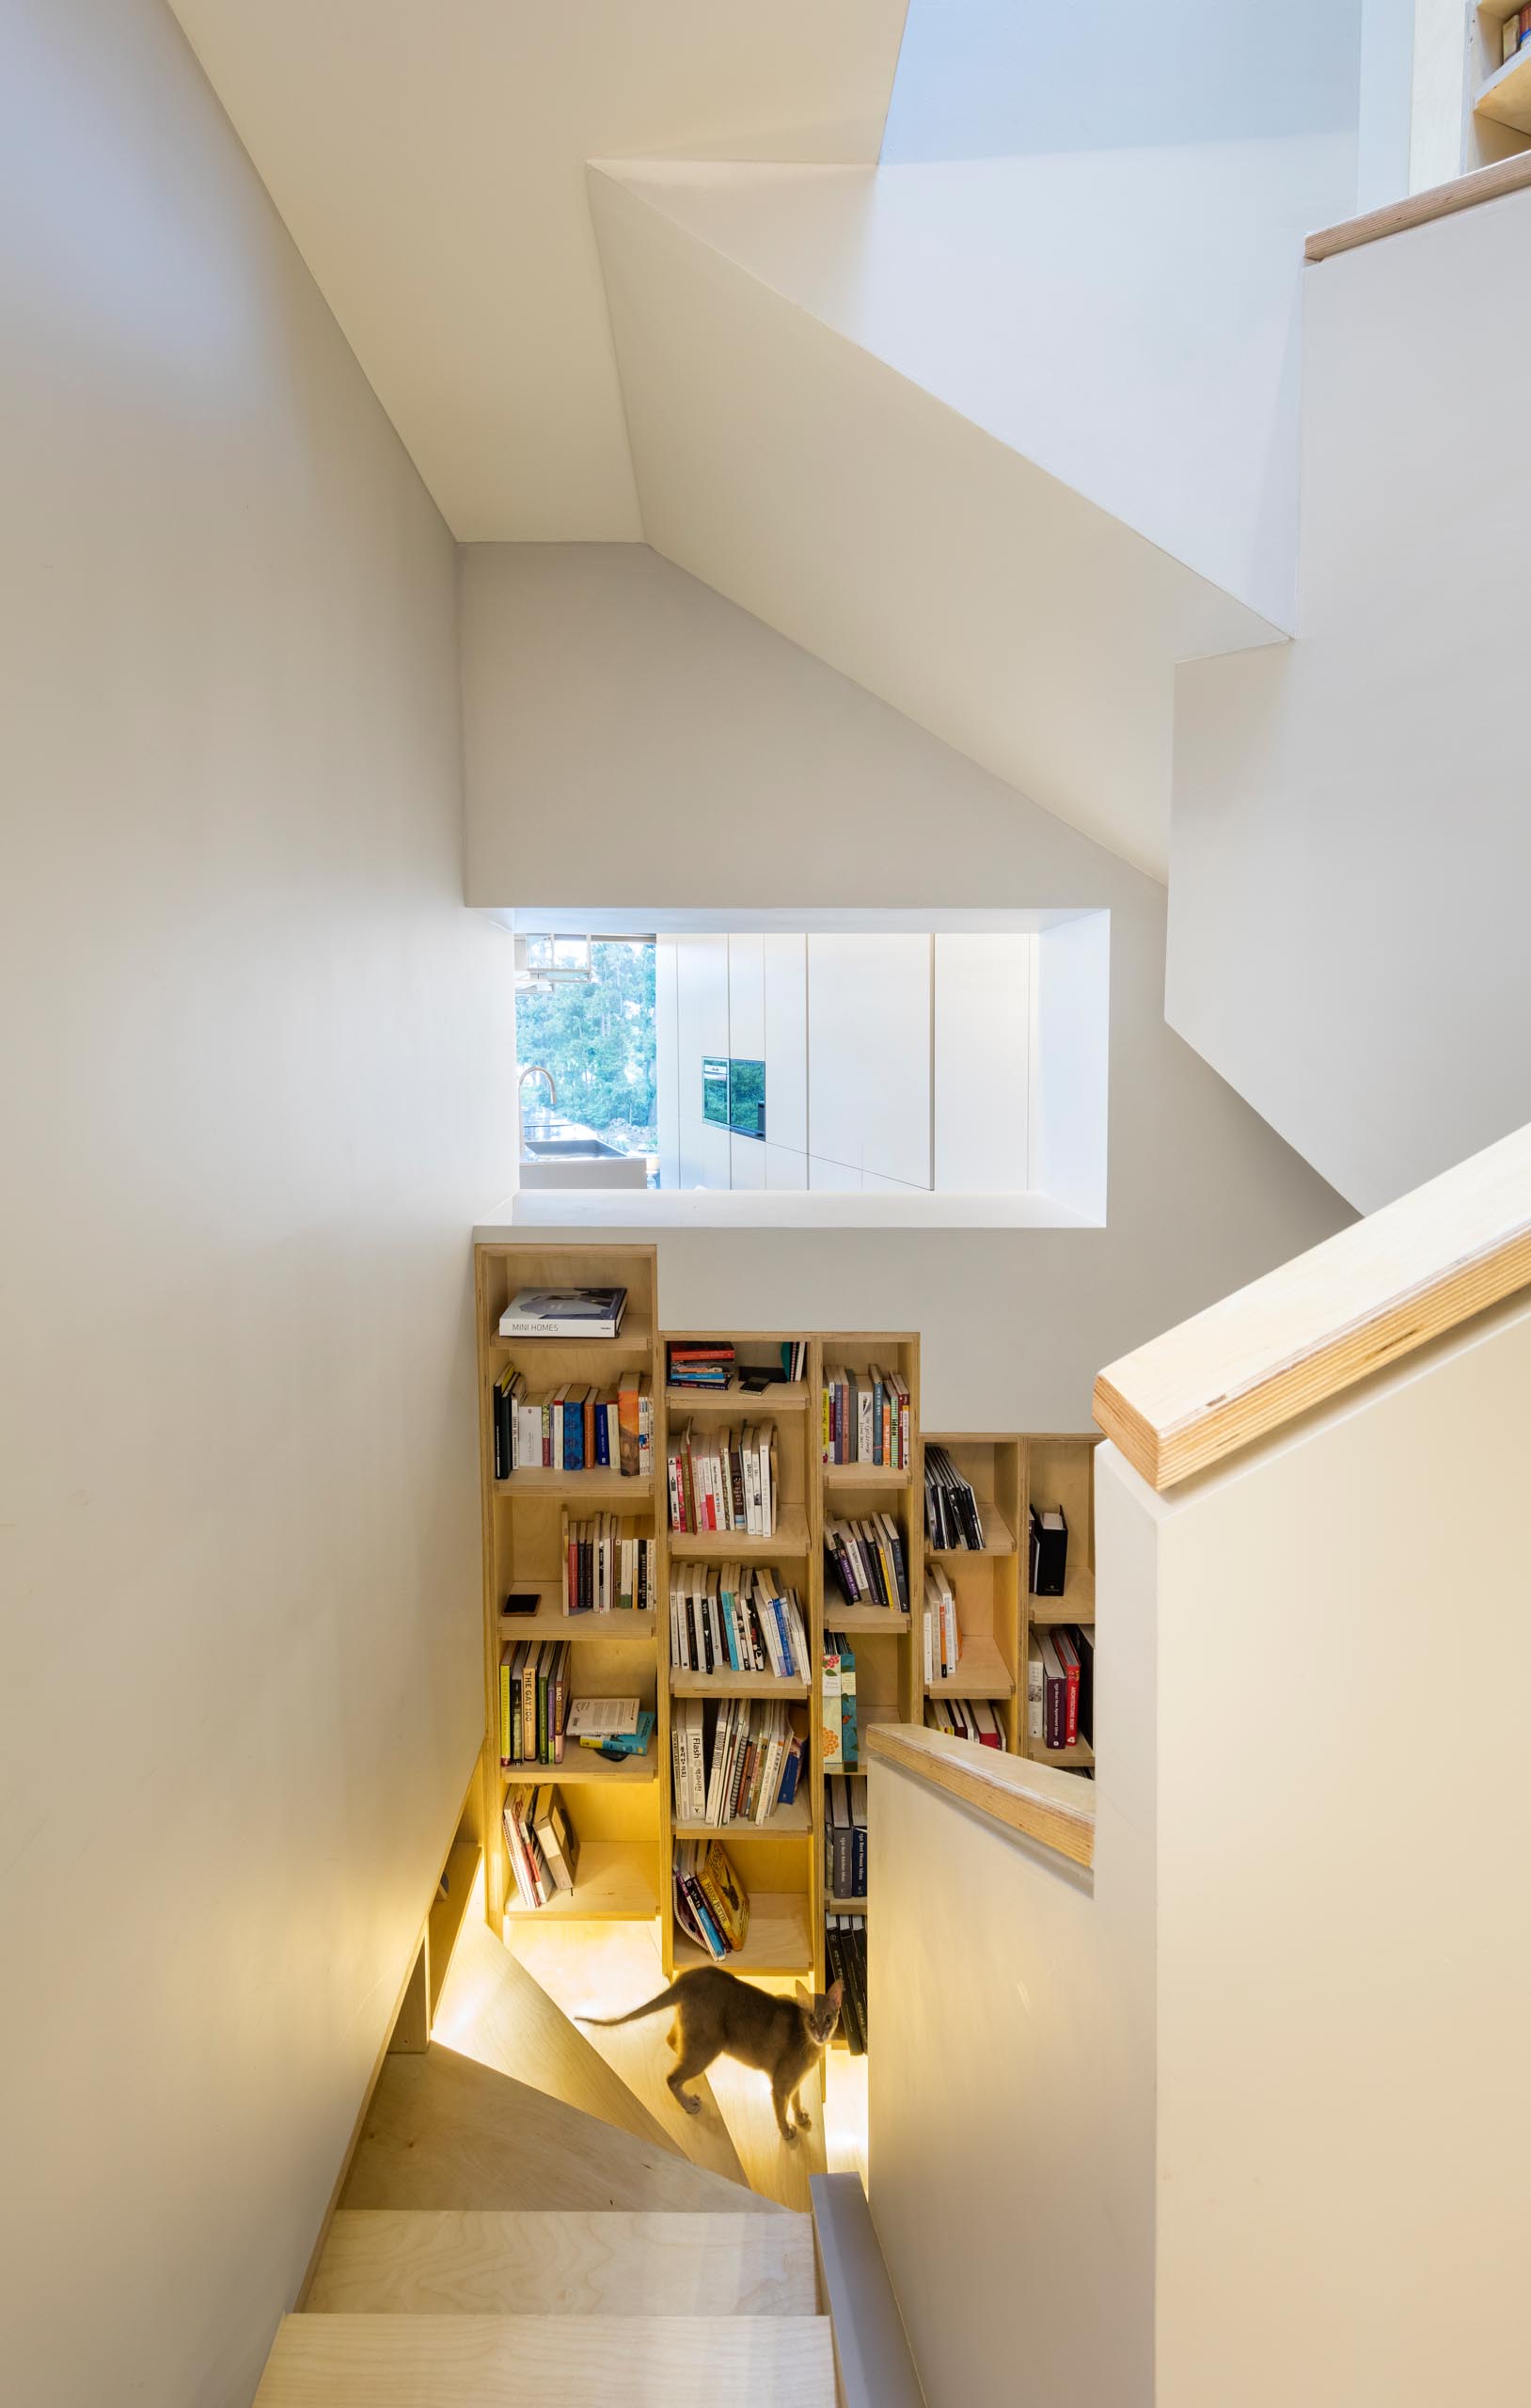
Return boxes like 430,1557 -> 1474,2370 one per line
254,2312 -> 836,2404
342,2047 -> 777,2218
504,1920 -> 750,2192
430,1914 -> 682,2162
310,2209 -> 816,2316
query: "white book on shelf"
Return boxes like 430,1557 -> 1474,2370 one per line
498,1287 -> 628,1339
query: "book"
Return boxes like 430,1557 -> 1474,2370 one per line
502,1791 -> 554,1909
837,1635 -> 859,1768
673,1841 -> 728,1958
696,1838 -> 750,1950
531,1784 -> 579,1891
616,1371 -> 652,1476
1035,1627 -> 1070,1749
820,1631 -> 844,1771
562,1515 -> 654,1613
500,1640 -> 571,1766
668,1341 -> 735,1390
673,1837 -> 750,1955
498,1286 -> 627,1339
1052,1626 -> 1081,1746
827,1774 -> 856,1898
824,1515 -> 908,1611
820,1362 -> 911,1467
679,1698 -> 803,1827
922,1562 -> 960,1679
1029,1503 -> 1068,1596
826,1917 -> 863,2055
827,1913 -> 869,2054
1026,1635 -> 1045,1742
923,1443 -> 986,1551
500,1382 -> 645,1477
577,1709 -> 655,1759
566,1695 -> 642,1739
1072,1624 -> 1096,1749
666,1419 -> 778,1537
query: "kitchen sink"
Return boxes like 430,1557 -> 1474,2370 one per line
518,1115 -> 650,1190
525,1136 -> 625,1159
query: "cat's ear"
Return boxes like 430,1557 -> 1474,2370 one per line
827,1980 -> 844,2009
795,1982 -> 813,2009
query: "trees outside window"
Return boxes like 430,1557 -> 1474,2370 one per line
515,940 -> 656,1156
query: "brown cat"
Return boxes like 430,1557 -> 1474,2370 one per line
583,1966 -> 843,2145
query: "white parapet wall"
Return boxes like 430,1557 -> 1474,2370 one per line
867,1283 -> 1531,2405
1130,1279 -> 1531,2405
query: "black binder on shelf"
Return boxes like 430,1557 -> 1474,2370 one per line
1029,1503 -> 1068,1596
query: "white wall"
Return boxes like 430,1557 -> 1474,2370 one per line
1102,1284 -> 1531,2403
1358,0 -> 1418,209
462,544 -> 1350,1428
0,7 -> 515,2404
1169,187 -> 1531,1213
882,0 -> 1364,159
867,1481 -> 1160,2405
601,135 -> 1355,638
870,1270 -> 1531,2404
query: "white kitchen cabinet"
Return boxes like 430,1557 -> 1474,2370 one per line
933,932 -> 1031,1192
677,1115 -> 706,1193
809,1153 -> 863,1192
727,932 -> 766,1058
697,1119 -> 732,1190
763,932 -> 808,1153
730,1133 -> 767,1188
675,932 -> 729,1133
807,933 -> 932,1189
764,1142 -> 808,1191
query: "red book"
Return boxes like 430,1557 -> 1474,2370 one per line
971,1701 -> 1003,1751
1036,1629 -> 1069,1748
1053,1628 -> 1081,1746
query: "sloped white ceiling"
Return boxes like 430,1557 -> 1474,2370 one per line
166,0 -> 908,537
588,168 -> 1282,879
593,141 -> 1353,628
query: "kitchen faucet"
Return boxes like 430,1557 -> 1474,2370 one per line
518,1063 -> 557,1153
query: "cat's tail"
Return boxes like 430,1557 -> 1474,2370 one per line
578,1982 -> 687,2028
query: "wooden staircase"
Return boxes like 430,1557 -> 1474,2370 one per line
254,2043 -> 832,2404
249,1877 -> 841,2408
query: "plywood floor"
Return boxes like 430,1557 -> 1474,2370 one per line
501,1921 -> 863,2214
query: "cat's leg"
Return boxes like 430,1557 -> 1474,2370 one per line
668,2038 -> 717,2117
771,2074 -> 800,2147
791,2082 -> 813,2133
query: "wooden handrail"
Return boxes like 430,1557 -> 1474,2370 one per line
865,1723 -> 1095,1869
1306,150 -> 1531,261
1095,1124 -> 1531,1494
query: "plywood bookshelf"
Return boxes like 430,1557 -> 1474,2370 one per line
472,1244 -> 1099,2035
1021,1433 -> 1100,1775
474,1243 -> 665,1930
922,1434 -> 1023,1751
661,1325 -> 819,1987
